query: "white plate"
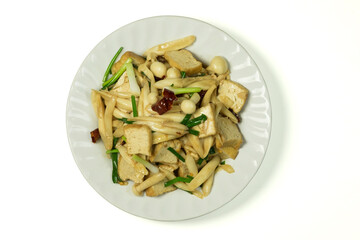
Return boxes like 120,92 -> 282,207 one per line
66,16 -> 271,221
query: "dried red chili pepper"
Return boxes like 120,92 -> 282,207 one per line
90,128 -> 100,143
151,88 -> 177,115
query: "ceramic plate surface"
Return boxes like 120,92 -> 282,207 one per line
66,16 -> 271,221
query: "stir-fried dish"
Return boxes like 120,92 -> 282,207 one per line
90,36 -> 249,198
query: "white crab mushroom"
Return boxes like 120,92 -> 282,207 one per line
206,56 -> 228,74
150,61 -> 167,78
166,67 -> 181,78
181,99 -> 196,114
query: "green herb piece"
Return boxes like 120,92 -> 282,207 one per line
131,95 -> 138,117
102,58 -> 133,89
102,47 -> 123,82
164,86 -> 201,95
209,146 -> 216,155
180,114 -> 192,125
197,155 -> 208,165
132,155 -> 159,173
185,114 -> 207,128
167,147 -> 185,162
197,146 -> 215,165
121,135 -> 127,142
188,129 -> 199,136
106,149 -> 119,154
113,137 -> 119,147
220,161 -> 226,165
164,176 -> 192,187
181,71 -> 186,78
126,62 -> 140,95
118,118 -> 134,124
111,153 -> 122,183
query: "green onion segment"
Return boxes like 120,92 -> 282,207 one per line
164,86 -> 201,95
188,128 -> 199,136
181,71 -> 186,78
197,146 -> 215,165
132,154 -> 159,173
118,118 -> 134,124
102,58 -> 133,89
131,95 -> 138,117
111,152 -> 122,183
102,47 -> 123,82
167,147 -> 185,162
106,149 -> 119,154
185,114 -> 207,128
126,62 -> 140,95
180,114 -> 192,125
164,176 -> 192,187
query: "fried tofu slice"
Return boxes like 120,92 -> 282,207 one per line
192,104 -> 217,138
164,49 -> 202,76
124,124 -> 152,156
118,155 -> 148,183
216,116 -> 243,160
219,146 -> 238,160
150,140 -> 181,164
217,116 -> 243,149
217,80 -> 249,114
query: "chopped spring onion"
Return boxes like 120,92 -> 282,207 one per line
102,47 -> 123,82
188,128 -> 199,136
209,146 -> 216,155
185,114 -> 207,128
131,95 -> 138,117
125,62 -> 140,95
118,118 -> 134,124
111,153 -> 122,183
164,176 -> 192,187
197,146 -> 215,165
180,71 -> 186,78
102,58 -> 133,89
197,155 -> 208,165
132,155 -> 159,173
113,137 -> 119,147
106,149 -> 119,154
167,147 -> 185,162
121,135 -> 127,142
180,114 -> 192,125
164,86 -> 201,95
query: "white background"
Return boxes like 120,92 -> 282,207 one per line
1,0 -> 359,239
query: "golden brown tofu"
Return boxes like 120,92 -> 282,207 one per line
164,49 -> 202,76
151,140 -> 181,164
217,80 -> 248,114
219,146 -> 239,160
192,104 -> 217,138
124,124 -> 152,156
118,155 -> 147,183
217,116 -> 243,150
